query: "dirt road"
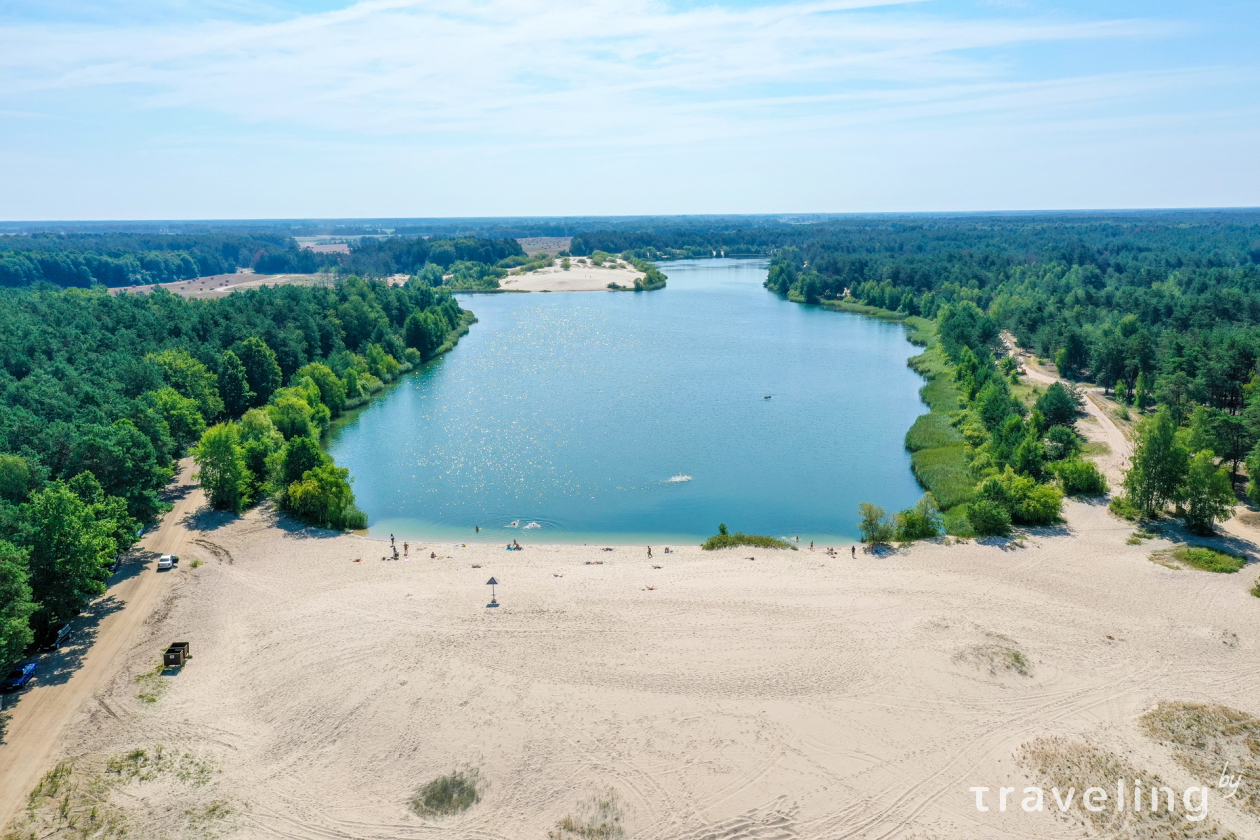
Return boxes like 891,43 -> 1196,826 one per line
1001,332 -> 1133,480
0,461 -> 205,831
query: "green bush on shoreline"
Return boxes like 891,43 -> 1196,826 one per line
701,524 -> 795,551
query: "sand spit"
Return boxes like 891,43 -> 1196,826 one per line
7,497 -> 1259,839
500,257 -> 646,292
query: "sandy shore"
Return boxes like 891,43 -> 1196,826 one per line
500,257 -> 646,292
5,493 -> 1259,839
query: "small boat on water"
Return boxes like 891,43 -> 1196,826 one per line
524,521 -> 541,530
666,474 -> 692,483
508,520 -> 520,528
763,395 -> 772,399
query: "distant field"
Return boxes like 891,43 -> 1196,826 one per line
109,272 -> 335,298
517,236 -> 572,255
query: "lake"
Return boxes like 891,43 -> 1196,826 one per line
326,259 -> 928,544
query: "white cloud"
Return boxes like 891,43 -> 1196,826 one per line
0,0 -> 1184,142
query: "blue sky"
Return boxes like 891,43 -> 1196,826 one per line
0,0 -> 1257,219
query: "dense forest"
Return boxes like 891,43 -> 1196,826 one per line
0,276 -> 471,672
0,232 -> 524,288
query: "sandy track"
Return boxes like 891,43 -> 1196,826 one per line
0,461 -> 205,830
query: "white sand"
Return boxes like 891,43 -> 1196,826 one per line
24,496 -> 1259,839
500,258 -> 646,292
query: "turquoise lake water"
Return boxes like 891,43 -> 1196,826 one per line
326,259 -> 928,545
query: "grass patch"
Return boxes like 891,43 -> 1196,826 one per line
903,344 -> 976,512
548,788 -> 626,840
410,768 -> 483,817
1151,544 -> 1246,573
1017,736 -> 1232,839
189,558 -> 202,569
1142,701 -> 1260,817
1081,440 -> 1111,457
8,747 -> 226,840
1109,494 -> 1143,521
954,634 -> 1031,676
1252,577 -> 1260,598
905,412 -> 963,451
701,532 -> 795,551
133,660 -> 169,704
909,446 -> 975,510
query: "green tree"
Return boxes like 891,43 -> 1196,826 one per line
0,454 -> 35,503
68,419 -> 170,520
192,424 -> 251,513
1043,425 -> 1081,461
268,394 -> 316,440
236,337 -> 282,407
285,463 -> 367,530
1034,382 -> 1080,428
238,409 -> 285,495
1012,431 -> 1046,480
139,387 -> 207,454
1123,408 -> 1189,517
218,350 -> 254,417
1188,405 -> 1253,481
1182,450 -> 1235,535
147,348 -> 224,421
0,540 -> 35,671
857,503 -> 895,545
894,494 -> 944,541
1133,371 -> 1151,410
966,499 -> 1011,537
20,483 -> 119,630
280,435 -> 329,487
295,363 -> 347,417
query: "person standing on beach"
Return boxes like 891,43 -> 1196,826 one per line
647,546 -> 652,558
390,534 -> 395,548
404,542 -> 409,556
851,545 -> 856,558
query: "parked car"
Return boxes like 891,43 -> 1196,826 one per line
2,662 -> 37,691
39,624 -> 72,651
157,554 -> 178,570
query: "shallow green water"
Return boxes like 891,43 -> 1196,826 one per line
327,259 -> 928,545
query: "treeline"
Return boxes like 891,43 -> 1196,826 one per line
0,232 -> 524,288
750,213 -> 1260,540
855,304 -> 1107,542
0,277 -> 471,672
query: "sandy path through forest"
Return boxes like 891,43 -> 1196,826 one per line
0,461 -> 205,830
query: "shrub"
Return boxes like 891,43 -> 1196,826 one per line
1052,458 -> 1108,496
894,494 -> 944,541
857,503 -> 895,545
975,468 -> 1062,526
1043,425 -> 1081,461
966,499 -> 1011,537
701,531 -> 794,550
1034,382 -> 1080,427
284,463 -> 367,530
1109,494 -> 1142,520
411,768 -> 483,817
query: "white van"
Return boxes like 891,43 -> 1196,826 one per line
157,554 -> 177,570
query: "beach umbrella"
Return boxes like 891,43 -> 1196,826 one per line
486,577 -> 499,608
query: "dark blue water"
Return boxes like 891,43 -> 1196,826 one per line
326,259 -> 927,544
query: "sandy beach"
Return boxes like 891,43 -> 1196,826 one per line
500,257 -> 647,292
4,488 -> 1259,839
